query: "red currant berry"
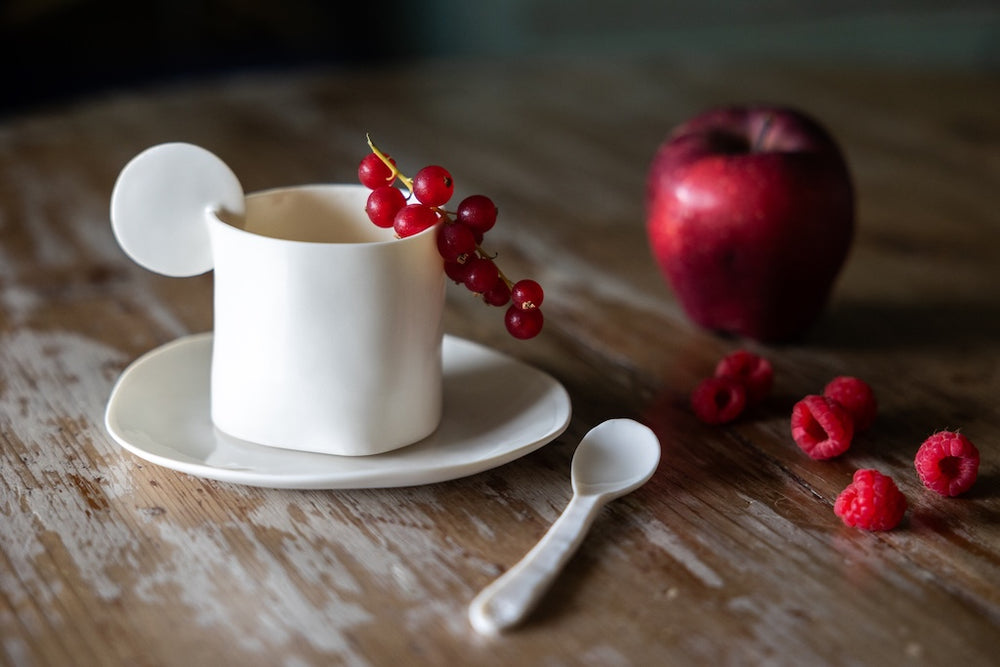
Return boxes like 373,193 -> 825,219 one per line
456,194 -> 498,234
436,222 -> 477,261
505,304 -> 543,339
413,165 -> 454,207
358,153 -> 395,189
393,203 -> 439,238
365,186 -> 406,228
444,259 -> 470,283
463,256 -> 500,293
483,281 -> 511,307
511,279 -> 544,310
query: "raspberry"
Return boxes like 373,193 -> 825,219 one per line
790,395 -> 854,460
823,376 -> 877,432
914,431 -> 980,497
834,469 -> 907,530
714,350 -> 773,404
691,376 -> 747,424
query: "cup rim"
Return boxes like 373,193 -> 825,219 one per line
209,182 -> 439,247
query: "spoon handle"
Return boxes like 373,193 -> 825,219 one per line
468,492 -> 604,635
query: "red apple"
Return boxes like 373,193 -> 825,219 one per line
646,106 -> 854,341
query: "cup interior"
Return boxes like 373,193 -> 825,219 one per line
225,185 -> 397,244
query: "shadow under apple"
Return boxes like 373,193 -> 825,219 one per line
806,298 -> 1000,351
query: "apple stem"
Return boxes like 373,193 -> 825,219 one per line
753,115 -> 774,152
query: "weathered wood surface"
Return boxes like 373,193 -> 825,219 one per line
1,57 -> 998,666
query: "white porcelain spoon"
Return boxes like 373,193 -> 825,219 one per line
468,418 -> 661,635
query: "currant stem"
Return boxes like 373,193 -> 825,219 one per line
482,247 -> 513,289
367,134 -> 413,190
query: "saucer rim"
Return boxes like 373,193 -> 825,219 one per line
105,332 -> 572,489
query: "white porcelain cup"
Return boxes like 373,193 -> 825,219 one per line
111,144 -> 445,456
208,185 -> 445,456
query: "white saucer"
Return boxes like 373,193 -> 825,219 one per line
105,333 -> 572,489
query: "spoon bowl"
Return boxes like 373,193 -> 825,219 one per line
469,418 -> 660,635
572,418 -> 662,497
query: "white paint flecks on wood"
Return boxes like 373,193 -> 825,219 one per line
1,57 -> 999,666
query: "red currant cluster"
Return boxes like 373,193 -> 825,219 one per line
358,136 -> 544,339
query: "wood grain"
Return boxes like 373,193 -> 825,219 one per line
1,57 -> 998,666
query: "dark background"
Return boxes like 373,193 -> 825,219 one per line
1,1 -> 393,113
2,0 -> 998,116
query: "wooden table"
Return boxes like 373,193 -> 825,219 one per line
1,56 -> 998,666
